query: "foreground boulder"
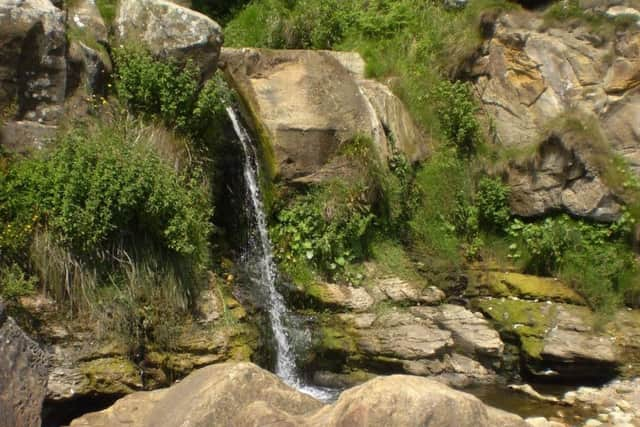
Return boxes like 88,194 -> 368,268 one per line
221,48 -> 428,184
115,0 -> 223,77
0,301 -> 49,427
71,362 -> 526,427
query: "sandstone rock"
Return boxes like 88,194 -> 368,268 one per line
302,282 -> 375,312
506,135 -> 622,221
115,0 -> 223,77
70,362 -> 526,427
370,277 -> 446,305
471,11 -> 640,221
356,311 -> 454,360
221,48 -> 427,184
412,304 -> 504,361
0,301 -> 49,427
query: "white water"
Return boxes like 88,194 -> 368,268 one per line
227,107 -> 335,401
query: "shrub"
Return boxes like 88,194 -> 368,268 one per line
271,180 -> 374,281
114,47 -> 200,134
476,176 -> 511,232
1,118 -> 212,308
0,263 -> 36,301
408,148 -> 472,265
431,80 -> 481,155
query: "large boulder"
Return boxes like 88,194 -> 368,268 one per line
476,298 -> 639,380
70,362 -> 526,427
471,11 -> 640,221
0,301 -> 49,427
220,48 -> 428,184
115,0 -> 223,77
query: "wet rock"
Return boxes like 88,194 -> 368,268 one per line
15,288 -> 259,405
221,48 -> 427,185
0,301 -> 49,427
70,362 -> 527,427
115,0 -> 223,77
564,378 -> 640,426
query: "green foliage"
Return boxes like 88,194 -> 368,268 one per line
431,80 -> 481,155
271,181 -> 374,281
0,118 -> 212,308
192,0 -> 251,23
114,46 -> 200,134
476,176 -> 510,232
408,149 -> 472,265
114,46 -> 233,150
506,213 -> 638,311
0,263 -> 36,301
96,0 -> 118,24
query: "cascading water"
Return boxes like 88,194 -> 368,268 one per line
227,107 -> 334,401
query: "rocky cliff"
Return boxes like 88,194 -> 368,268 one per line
0,301 -> 49,427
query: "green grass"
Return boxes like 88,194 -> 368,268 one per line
96,0 -> 118,25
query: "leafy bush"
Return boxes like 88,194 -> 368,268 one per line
114,46 -> 200,134
0,263 -> 36,301
431,80 -> 481,155
476,176 -> 511,232
0,118 -> 212,308
506,213 -> 639,311
271,181 -> 374,281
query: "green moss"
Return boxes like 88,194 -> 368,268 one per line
80,357 -> 141,395
476,298 -> 554,359
319,325 -> 357,354
470,271 -> 586,305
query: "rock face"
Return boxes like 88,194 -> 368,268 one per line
115,0 -> 223,77
0,301 -> 49,427
0,0 -> 66,124
471,11 -> 640,221
221,48 -> 428,184
309,304 -> 503,388
70,362 -> 526,427
17,282 -> 259,406
0,0 -> 113,152
0,0 -> 66,151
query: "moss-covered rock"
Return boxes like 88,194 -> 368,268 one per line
79,357 -> 142,396
469,271 -> 586,305
476,298 -> 623,381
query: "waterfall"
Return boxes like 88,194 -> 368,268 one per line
226,107 -> 334,400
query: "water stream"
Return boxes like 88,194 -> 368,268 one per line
227,107 -> 335,401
